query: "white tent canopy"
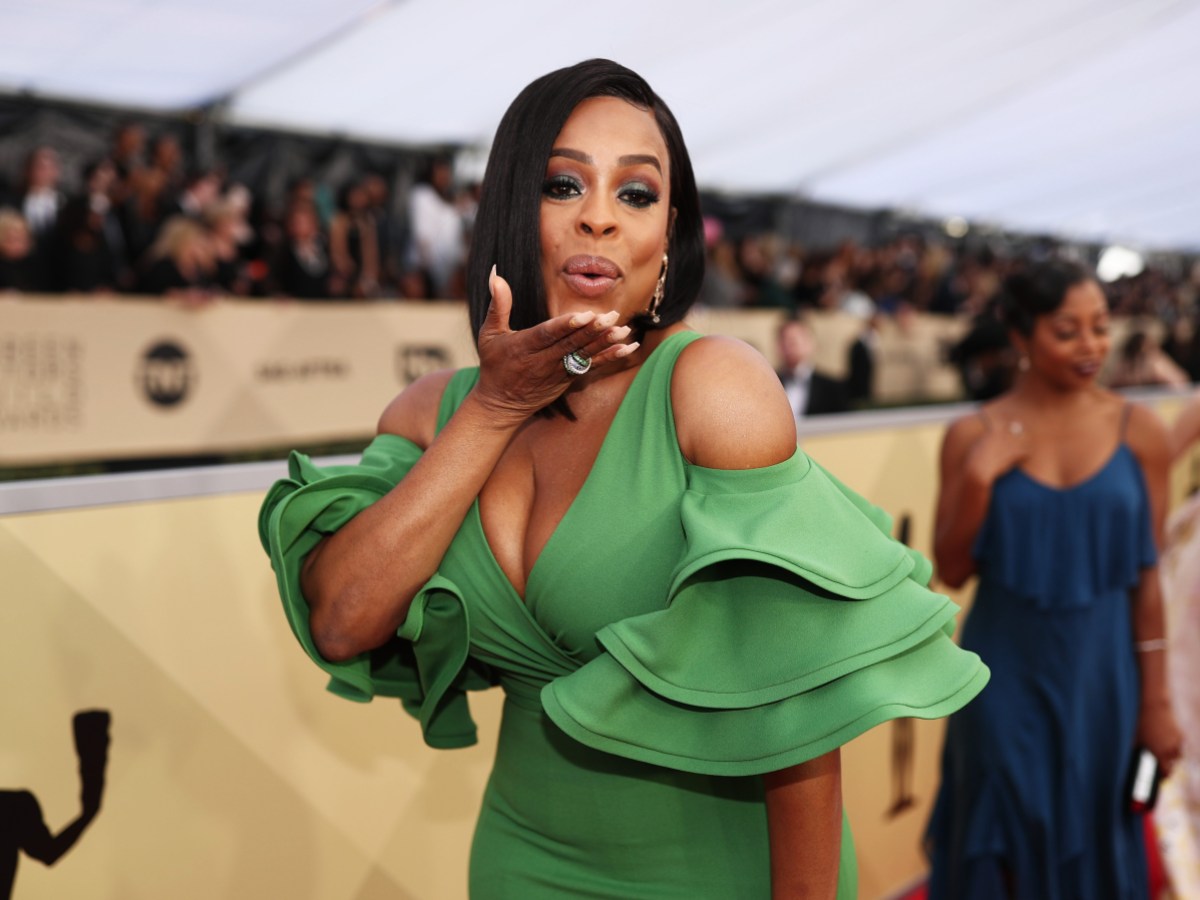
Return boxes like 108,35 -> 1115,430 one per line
3,0 -> 1199,251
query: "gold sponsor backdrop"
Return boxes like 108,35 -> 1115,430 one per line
0,297 -> 482,466
2,296 -> 973,467
4,396 -> 1189,900
2,295 -> 1158,467
4,295 -> 1170,468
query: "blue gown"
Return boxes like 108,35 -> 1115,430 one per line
926,433 -> 1157,900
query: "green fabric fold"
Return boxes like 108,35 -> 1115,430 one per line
258,435 -> 493,749
541,451 -> 989,776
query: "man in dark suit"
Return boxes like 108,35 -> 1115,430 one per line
846,312 -> 881,409
776,314 -> 849,421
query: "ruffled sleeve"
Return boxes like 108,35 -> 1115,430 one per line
541,450 -> 988,776
258,434 -> 495,749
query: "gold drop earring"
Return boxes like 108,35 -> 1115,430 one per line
646,253 -> 668,325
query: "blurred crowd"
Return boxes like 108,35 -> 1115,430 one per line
4,120 -> 1200,397
0,123 -> 477,303
707,230 -> 1200,397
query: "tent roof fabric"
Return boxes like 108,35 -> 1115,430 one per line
3,0 -> 1199,250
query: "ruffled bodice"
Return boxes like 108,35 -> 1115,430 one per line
259,330 -> 987,778
972,445 -> 1157,609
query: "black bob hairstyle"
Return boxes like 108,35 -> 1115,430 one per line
1000,258 -> 1095,337
466,59 -> 705,342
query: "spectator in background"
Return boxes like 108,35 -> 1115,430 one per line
224,182 -> 271,295
108,121 -> 146,190
819,257 -> 875,319
204,197 -> 253,296
930,247 -> 1002,316
166,168 -> 222,221
101,124 -> 144,282
0,209 -> 38,292
328,180 -> 379,299
15,145 -> 65,290
873,267 -> 914,315
361,172 -> 399,293
776,314 -> 848,420
271,202 -> 331,299
285,176 -> 319,218
57,158 -> 127,293
696,226 -> 745,309
148,133 -> 185,200
846,311 -> 881,408
792,250 -> 831,309
17,146 -> 64,238
405,155 -> 465,299
1107,329 -> 1190,390
120,165 -> 170,267
736,234 -> 790,308
136,216 -> 215,299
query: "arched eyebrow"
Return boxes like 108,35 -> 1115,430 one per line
549,148 -> 662,174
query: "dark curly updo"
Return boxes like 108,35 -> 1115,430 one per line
999,259 -> 1093,337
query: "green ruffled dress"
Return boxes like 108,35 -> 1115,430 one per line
259,330 -> 988,899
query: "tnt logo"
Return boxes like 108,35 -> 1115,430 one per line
137,341 -> 193,407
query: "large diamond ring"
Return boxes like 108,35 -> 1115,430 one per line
562,350 -> 592,376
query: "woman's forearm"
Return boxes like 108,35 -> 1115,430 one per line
934,470 -> 992,588
1133,572 -> 1169,707
764,749 -> 842,900
1131,570 -> 1183,772
302,390 -> 523,661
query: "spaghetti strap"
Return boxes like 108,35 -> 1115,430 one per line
1119,403 -> 1133,440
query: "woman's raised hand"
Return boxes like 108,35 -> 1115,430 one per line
473,267 -> 640,421
965,419 -> 1031,486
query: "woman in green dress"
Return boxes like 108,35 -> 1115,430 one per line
260,59 -> 988,899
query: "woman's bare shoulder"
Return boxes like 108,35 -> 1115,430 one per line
670,333 -> 797,469
376,368 -> 459,448
941,404 -> 991,454
1123,398 -> 1170,462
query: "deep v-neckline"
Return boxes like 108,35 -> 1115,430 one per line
473,336 -> 676,605
1012,443 -> 1127,493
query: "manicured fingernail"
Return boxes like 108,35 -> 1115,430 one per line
593,311 -> 620,330
489,264 -> 497,292
569,311 -> 597,328
615,341 -> 640,357
608,325 -> 632,342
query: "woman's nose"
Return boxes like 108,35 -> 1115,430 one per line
1079,331 -> 1101,355
578,194 -> 617,237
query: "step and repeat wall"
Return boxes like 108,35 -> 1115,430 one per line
1,296 -> 1190,900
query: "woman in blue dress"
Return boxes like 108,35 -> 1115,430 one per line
925,260 -> 1183,898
